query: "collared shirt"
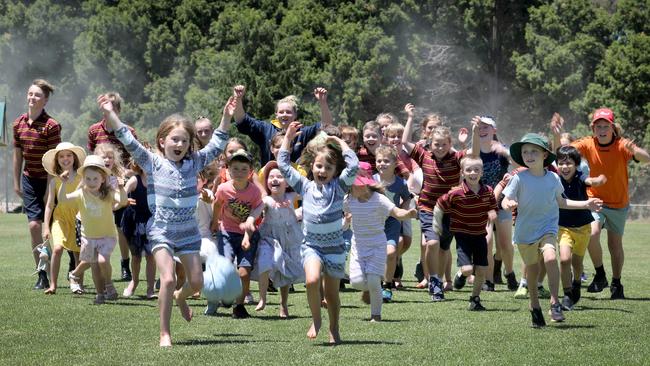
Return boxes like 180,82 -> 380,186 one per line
410,144 -> 464,212
357,146 -> 410,179
437,180 -> 497,236
88,119 -> 138,165
13,111 -> 61,179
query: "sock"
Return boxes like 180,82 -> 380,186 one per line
520,279 -> 528,287
595,265 -> 606,277
612,277 -> 621,285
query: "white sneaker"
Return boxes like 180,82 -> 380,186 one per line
244,293 -> 255,305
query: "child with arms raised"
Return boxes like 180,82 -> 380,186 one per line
98,94 -> 234,347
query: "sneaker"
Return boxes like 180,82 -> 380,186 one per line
571,280 -> 582,304
587,275 -> 608,293
204,301 -> 219,316
244,292 -> 255,305
505,272 -> 519,291
94,294 -> 105,305
232,304 -> 250,319
105,284 -> 118,301
453,272 -> 467,290
414,261 -> 424,282
610,282 -> 625,300
429,277 -> 445,302
580,272 -> 588,283
514,285 -> 528,299
482,281 -> 495,292
121,258 -> 132,282
549,303 -> 565,322
530,307 -> 546,328
493,256 -> 503,284
382,288 -> 393,303
561,295 -> 574,311
33,270 -> 48,290
537,286 -> 551,299
468,296 -> 486,311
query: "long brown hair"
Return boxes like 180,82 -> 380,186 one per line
156,114 -> 197,158
84,166 -> 112,201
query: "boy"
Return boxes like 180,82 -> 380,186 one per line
555,146 -> 606,310
502,133 -> 602,327
433,157 -> 497,310
13,79 -> 61,289
340,125 -> 359,152
213,149 -> 263,318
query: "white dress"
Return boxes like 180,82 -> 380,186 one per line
253,193 -> 305,287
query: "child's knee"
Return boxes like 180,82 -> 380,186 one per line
461,266 -> 474,277
188,274 -> 203,292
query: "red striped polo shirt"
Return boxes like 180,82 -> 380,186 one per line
437,180 -> 497,235
13,111 -> 61,179
87,119 -> 138,165
358,146 -> 410,179
410,143 -> 464,212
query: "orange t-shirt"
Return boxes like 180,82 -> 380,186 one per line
572,137 -> 634,208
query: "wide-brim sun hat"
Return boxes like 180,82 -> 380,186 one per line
509,133 -> 556,167
78,155 -> 112,177
42,142 -> 87,176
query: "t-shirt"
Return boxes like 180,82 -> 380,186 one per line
216,180 -> 263,234
410,144 -> 464,212
344,192 -> 395,248
480,149 -> 509,189
373,174 -> 410,208
559,171 -> 594,228
572,137 -> 635,208
502,169 -> 564,244
88,119 -> 138,166
437,181 -> 497,236
13,111 -> 61,179
71,188 -> 117,239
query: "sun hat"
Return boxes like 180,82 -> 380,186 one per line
78,155 -> 112,177
479,116 -> 496,128
590,108 -> 615,125
509,133 -> 556,167
228,149 -> 254,164
353,161 -> 376,186
42,142 -> 86,176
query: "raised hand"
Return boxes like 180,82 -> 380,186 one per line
314,87 -> 328,102
550,113 -> 564,135
233,85 -> 245,99
285,121 -> 303,141
623,139 -> 636,154
458,128 -> 469,145
223,96 -> 237,118
404,103 -> 415,118
97,95 -> 114,114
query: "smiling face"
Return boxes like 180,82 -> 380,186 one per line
592,120 -> 614,144
100,151 -> 115,171
375,152 -> 396,176
430,134 -> 452,159
275,102 -> 296,127
363,129 -> 380,153
520,143 -> 547,170
56,150 -> 76,172
27,85 -> 48,112
461,160 -> 483,186
384,132 -> 402,149
228,160 -> 252,184
557,157 -> 577,181
159,126 -> 190,162
478,122 -> 496,141
195,119 -> 213,146
266,168 -> 287,195
312,152 -> 336,185
83,168 -> 105,193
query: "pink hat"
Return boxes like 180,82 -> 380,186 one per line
591,108 -> 615,125
353,161 -> 376,186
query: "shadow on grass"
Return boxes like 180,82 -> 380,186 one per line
254,314 -> 311,320
587,297 -> 650,302
175,339 -> 253,346
315,340 -> 404,347
108,301 -> 157,307
552,324 -> 597,330
577,305 -> 633,313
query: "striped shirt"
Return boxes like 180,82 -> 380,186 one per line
13,111 -> 61,179
115,125 -> 228,251
437,181 -> 497,236
357,146 -> 410,179
88,119 -> 138,165
410,144 -> 464,212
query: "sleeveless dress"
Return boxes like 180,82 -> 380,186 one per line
51,175 -> 82,252
120,175 -> 152,256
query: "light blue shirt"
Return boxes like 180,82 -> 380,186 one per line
503,169 -> 564,244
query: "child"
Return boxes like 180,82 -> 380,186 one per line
433,157 -> 498,310
213,149 -> 263,319
194,116 -> 214,148
41,142 -> 86,294
357,121 -> 382,169
254,161 -> 305,318
60,155 -> 127,304
278,121 -> 358,344
555,146 -> 606,310
571,108 -> 650,299
373,146 -> 412,302
502,133 -> 602,327
98,94 -> 233,347
121,159 -> 156,299
340,125 -> 359,152
347,162 -> 416,321
197,163 -> 221,314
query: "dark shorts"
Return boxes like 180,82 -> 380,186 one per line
418,210 -> 453,251
455,233 -> 488,267
113,207 -> 125,227
218,231 -> 259,269
385,217 -> 401,246
22,174 -> 47,222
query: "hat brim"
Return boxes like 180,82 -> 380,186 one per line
78,163 -> 112,177
353,176 -> 376,187
509,142 -> 555,168
42,146 -> 87,176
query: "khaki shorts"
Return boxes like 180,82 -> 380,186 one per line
516,233 -> 557,265
558,224 -> 591,257
79,236 -> 117,263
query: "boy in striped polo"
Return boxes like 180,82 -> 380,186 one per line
433,156 -> 497,311
13,79 -> 61,289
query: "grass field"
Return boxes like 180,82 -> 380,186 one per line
1,213 -> 649,365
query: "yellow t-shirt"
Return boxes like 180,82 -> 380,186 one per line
51,175 -> 82,251
72,188 -> 117,239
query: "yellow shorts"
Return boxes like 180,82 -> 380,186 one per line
516,234 -> 557,265
558,224 -> 591,257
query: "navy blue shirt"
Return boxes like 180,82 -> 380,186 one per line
480,149 -> 509,189
236,114 -> 321,166
559,171 -> 594,228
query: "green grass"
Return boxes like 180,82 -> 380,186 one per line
1,213 -> 649,365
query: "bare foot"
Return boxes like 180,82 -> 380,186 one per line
307,320 -> 321,340
443,281 -> 453,292
328,328 -> 341,345
279,305 -> 288,319
174,291 -> 193,322
255,300 -> 266,311
123,281 -> 137,297
415,279 -> 428,289
44,287 -> 56,295
160,334 -> 172,347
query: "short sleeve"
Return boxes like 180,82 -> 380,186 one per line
378,193 -> 396,217
502,174 -> 520,200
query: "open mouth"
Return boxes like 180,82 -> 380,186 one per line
174,150 -> 182,156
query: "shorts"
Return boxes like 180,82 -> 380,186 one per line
455,233 -> 488,267
385,217 -> 401,247
516,233 -> 557,266
401,218 -> 413,237
418,210 -> 453,250
113,207 -> 125,227
217,231 -> 259,269
79,236 -> 117,263
593,205 -> 629,235
21,174 -> 47,222
496,208 -> 512,222
558,224 -> 591,257
301,243 -> 347,279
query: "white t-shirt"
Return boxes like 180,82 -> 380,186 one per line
344,192 -> 395,248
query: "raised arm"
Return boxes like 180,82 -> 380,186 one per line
98,95 -> 125,131
327,135 -> 359,188
113,185 -> 128,210
550,112 -> 564,153
624,139 -> 650,163
402,103 -> 416,154
314,87 -> 333,127
278,122 -> 307,193
233,85 -> 246,124
466,116 -> 480,158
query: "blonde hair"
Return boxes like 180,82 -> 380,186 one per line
460,156 -> 483,170
384,122 -> 405,137
276,95 -> 298,113
375,113 -> 399,126
375,145 -> 398,163
340,125 -> 359,138
156,114 -> 197,158
431,126 -> 452,141
362,121 -> 381,135
94,143 -> 125,178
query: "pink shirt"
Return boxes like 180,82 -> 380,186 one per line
215,180 -> 262,234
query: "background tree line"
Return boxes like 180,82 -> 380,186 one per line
1,0 -> 648,204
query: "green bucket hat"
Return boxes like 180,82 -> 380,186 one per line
509,133 -> 556,167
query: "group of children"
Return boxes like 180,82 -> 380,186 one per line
16,78 -> 649,346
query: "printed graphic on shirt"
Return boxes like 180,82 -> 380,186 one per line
228,198 -> 252,222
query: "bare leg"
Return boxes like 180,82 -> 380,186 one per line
256,271 -> 269,311
542,247 -> 560,306
174,253 -> 204,322
145,254 -> 156,298
154,249 -> 176,347
117,229 -> 130,261
416,234 -> 429,288
235,266 -> 251,305
607,232 -> 624,279
559,245 -> 572,290
526,262 -> 540,309
304,259 -> 322,340
28,220 -> 43,266
124,255 -> 142,297
485,227 -> 495,283
91,262 -> 105,295
587,221 -> 603,268
279,285 -> 289,318
323,275 -> 341,345
46,245 -> 64,293
472,266 -> 486,297
496,218 -> 514,274
385,245 -> 397,284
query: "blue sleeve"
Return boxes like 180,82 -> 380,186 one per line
115,126 -> 154,174
278,148 -> 307,194
502,174 -> 519,200
399,180 -> 411,203
338,149 -> 359,190
291,122 -> 322,162
193,129 -> 229,171
236,114 -> 276,149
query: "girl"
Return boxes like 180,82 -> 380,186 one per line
94,143 -> 132,283
346,162 -> 415,321
42,142 -> 86,294
121,159 -> 156,299
98,94 -> 234,347
254,162 -> 305,318
278,121 -> 358,345
60,155 -> 127,304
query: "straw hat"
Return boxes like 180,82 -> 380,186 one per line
42,142 -> 86,176
78,155 -> 112,177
